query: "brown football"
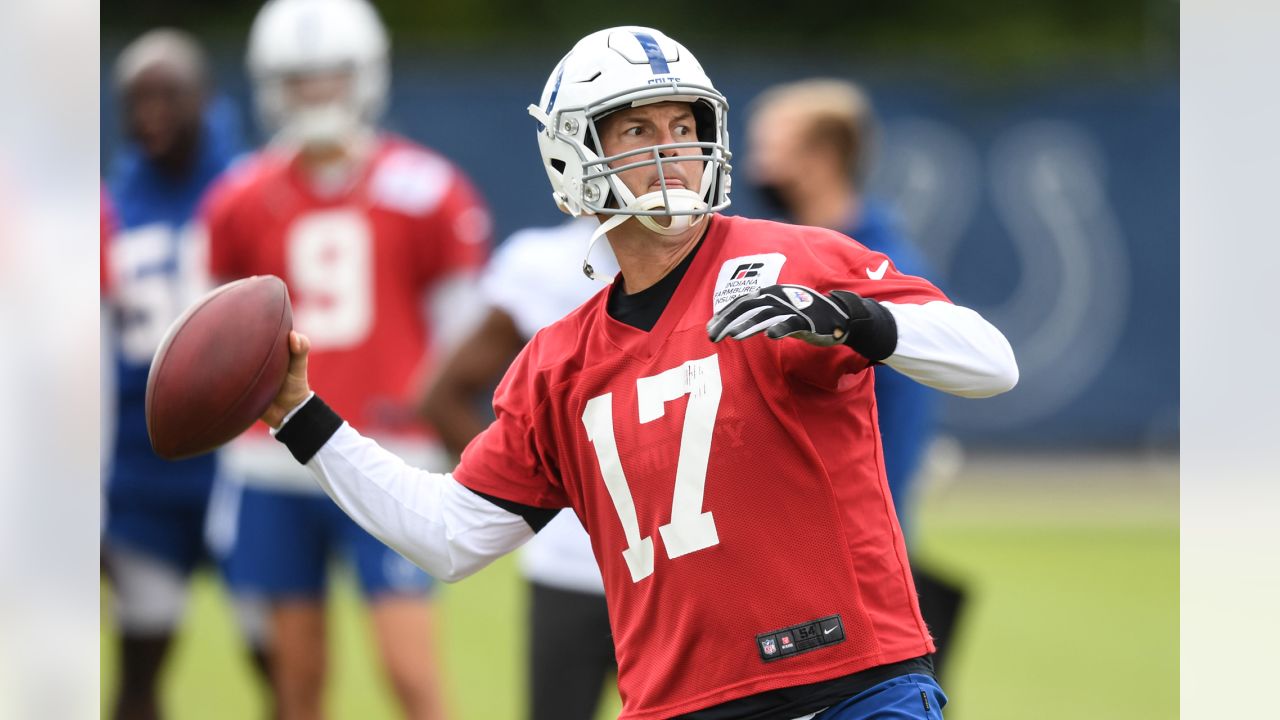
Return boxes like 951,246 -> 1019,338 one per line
146,275 -> 293,460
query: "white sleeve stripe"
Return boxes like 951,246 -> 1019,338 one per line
306,423 -> 534,582
880,301 -> 1019,399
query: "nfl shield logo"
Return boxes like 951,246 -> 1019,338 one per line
761,638 -> 777,655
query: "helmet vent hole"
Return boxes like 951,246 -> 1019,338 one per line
551,159 -> 566,173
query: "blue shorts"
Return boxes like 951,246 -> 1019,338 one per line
815,674 -> 947,719
220,485 -> 435,600
103,469 -> 215,575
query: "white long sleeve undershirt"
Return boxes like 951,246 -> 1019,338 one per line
881,300 -> 1019,398
304,422 -> 534,582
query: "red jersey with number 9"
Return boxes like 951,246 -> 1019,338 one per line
201,136 -> 490,439
454,214 -> 948,720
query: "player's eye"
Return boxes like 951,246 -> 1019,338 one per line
623,125 -> 645,137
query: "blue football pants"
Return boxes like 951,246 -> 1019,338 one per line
814,674 -> 947,719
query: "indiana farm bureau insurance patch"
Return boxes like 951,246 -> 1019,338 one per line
712,253 -> 786,312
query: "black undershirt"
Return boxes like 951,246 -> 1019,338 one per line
605,235 -> 704,331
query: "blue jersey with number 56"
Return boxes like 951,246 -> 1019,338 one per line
104,98 -> 244,503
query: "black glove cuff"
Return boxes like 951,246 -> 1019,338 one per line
831,290 -> 898,363
275,395 -> 344,464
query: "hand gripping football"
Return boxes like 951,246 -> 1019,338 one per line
145,275 -> 293,460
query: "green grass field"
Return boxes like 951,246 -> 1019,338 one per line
101,454 -> 1177,719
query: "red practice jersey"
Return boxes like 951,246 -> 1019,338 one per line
100,186 -> 116,296
202,136 -> 490,439
455,214 -> 949,719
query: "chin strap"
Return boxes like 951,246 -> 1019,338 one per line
583,214 -> 629,283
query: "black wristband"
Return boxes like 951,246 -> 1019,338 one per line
275,395 -> 344,464
831,291 -> 898,363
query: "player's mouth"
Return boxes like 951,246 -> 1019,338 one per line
650,178 -> 686,191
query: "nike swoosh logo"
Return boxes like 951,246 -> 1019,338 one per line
866,260 -> 889,280
824,626 -> 837,635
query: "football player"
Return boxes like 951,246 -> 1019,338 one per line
261,26 -> 1017,720
101,29 -> 268,720
421,216 -> 619,720
198,1 -> 489,718
746,79 -> 966,679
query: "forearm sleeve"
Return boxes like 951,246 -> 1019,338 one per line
880,300 -> 1019,398
275,396 -> 534,582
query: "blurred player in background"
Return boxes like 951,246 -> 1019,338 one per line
199,1 -> 490,718
101,186 -> 115,294
746,79 -> 967,677
101,28 -> 270,720
261,26 -> 1017,719
422,217 -> 618,720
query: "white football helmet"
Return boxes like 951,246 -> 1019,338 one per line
528,27 -> 732,277
246,0 -> 389,149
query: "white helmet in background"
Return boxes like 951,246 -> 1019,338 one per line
528,26 -> 732,270
247,0 -> 389,149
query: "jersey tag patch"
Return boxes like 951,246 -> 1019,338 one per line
756,614 -> 844,662
712,253 -> 786,312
